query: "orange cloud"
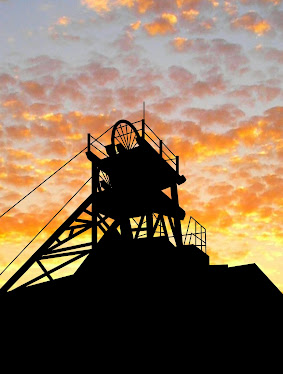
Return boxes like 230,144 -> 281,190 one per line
239,0 -> 281,5
172,37 -> 191,51
168,64 -> 227,98
114,30 -> 135,51
2,95 -> 27,118
5,125 -> 32,140
57,16 -> 71,26
150,96 -> 186,115
45,139 -> 68,157
21,81 -> 45,100
117,85 -> 161,107
136,0 -> 154,13
231,12 -> 271,36
230,84 -> 281,104
176,0 -> 218,9
182,9 -> 199,21
81,0 -> 154,14
50,78 -> 85,103
224,1 -> 238,16
169,65 -> 195,86
79,62 -> 120,86
200,19 -> 215,30
0,73 -> 16,87
130,20 -> 141,30
183,104 -> 245,126
29,113 -> 72,140
209,0 -> 219,6
207,182 -> 234,197
166,127 -> 237,162
144,13 -> 178,35
63,111 -> 114,137
2,172 -> 37,188
6,148 -> 34,162
172,37 -> 248,70
258,47 -> 283,64
26,55 -> 65,75
49,29 -> 81,42
35,158 -> 68,171
81,0 -> 111,13
176,0 -> 200,8
192,75 -> 226,97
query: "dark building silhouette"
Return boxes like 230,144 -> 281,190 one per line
1,119 -> 282,322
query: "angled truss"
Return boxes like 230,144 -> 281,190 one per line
2,202 -> 181,293
1,195 -> 94,292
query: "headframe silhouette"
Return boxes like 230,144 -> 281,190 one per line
1,117 -> 282,320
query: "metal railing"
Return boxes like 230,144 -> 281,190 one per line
183,216 -> 206,253
87,119 -> 179,173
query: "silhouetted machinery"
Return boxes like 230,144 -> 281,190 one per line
1,119 -> 281,312
1,118 -> 208,295
88,119 -> 186,248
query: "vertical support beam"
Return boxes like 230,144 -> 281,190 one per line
160,139 -> 163,156
195,219 -> 196,247
171,184 -> 183,247
142,119 -> 145,139
146,213 -> 153,238
152,213 -> 161,236
134,215 -> 145,239
120,217 -> 133,240
201,224 -> 203,252
168,216 -> 177,244
92,163 -> 99,249
161,215 -> 168,239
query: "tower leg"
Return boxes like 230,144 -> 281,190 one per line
146,213 -> 153,238
120,217 -> 133,240
171,184 -> 183,247
92,163 -> 99,249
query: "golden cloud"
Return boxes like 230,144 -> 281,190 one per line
232,12 -> 271,36
81,0 -> 154,14
144,13 -> 178,35
2,171 -> 37,188
176,0 -> 218,9
167,131 -> 237,162
6,148 -> 34,161
20,81 -> 45,100
81,0 -> 111,13
136,0 -> 154,13
130,20 -> 141,30
172,36 -> 190,51
224,1 -> 238,16
57,16 -> 71,26
182,9 -> 199,21
5,125 -> 32,139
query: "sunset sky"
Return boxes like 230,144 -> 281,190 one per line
0,0 -> 282,292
